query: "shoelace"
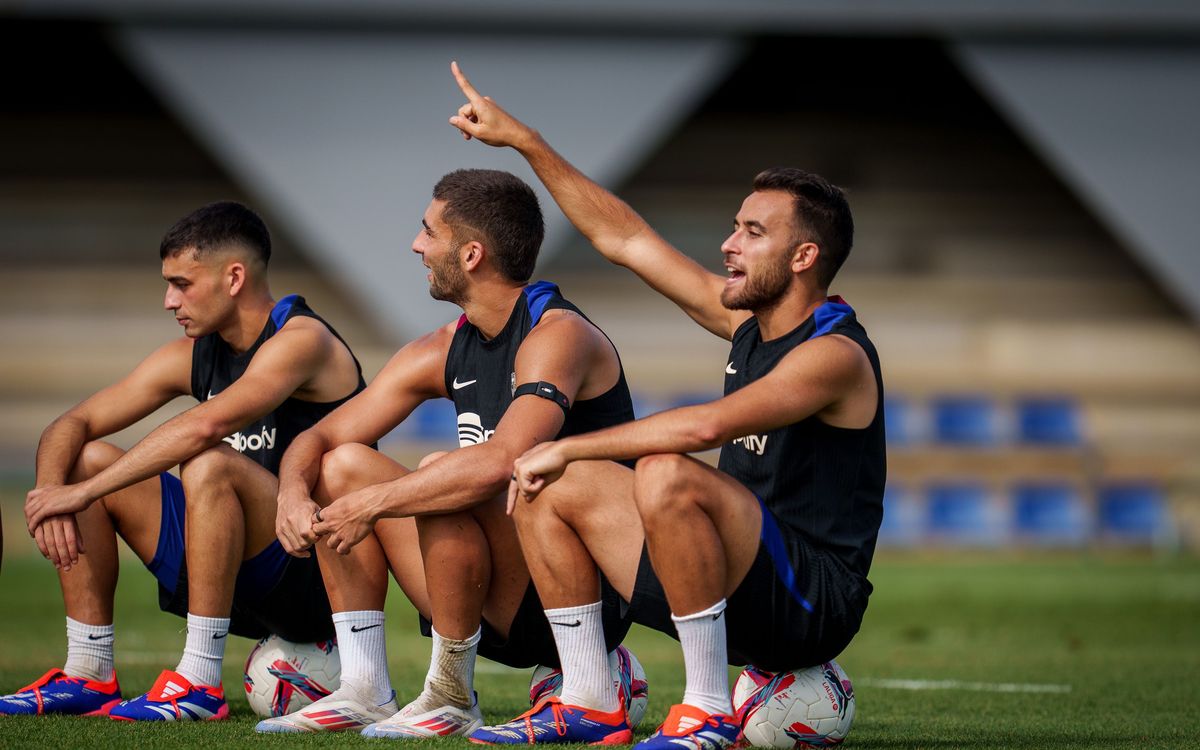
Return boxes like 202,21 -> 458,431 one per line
515,698 -> 570,741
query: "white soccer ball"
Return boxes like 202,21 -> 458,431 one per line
529,645 -> 650,728
733,662 -> 855,748
243,635 -> 341,718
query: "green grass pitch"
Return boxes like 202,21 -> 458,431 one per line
2,545 -> 1198,749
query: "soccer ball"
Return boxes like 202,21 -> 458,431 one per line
733,662 -> 855,748
243,635 -> 340,718
529,645 -> 649,728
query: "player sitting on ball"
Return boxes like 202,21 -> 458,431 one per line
2,202 -> 367,721
264,168 -> 638,738
449,61 -> 885,749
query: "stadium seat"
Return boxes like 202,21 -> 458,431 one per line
930,396 -> 1000,446
877,482 -> 924,546
1011,482 -> 1091,546
1097,481 -> 1170,544
412,398 -> 461,442
926,481 -> 1008,545
1014,396 -> 1082,446
883,396 -> 917,446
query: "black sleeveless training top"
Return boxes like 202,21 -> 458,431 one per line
190,294 -> 367,475
443,281 -> 634,448
717,296 -> 886,580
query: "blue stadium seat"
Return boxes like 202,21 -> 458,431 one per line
877,482 -> 923,546
1014,397 -> 1082,446
930,396 -> 999,446
883,396 -> 915,446
411,398 -> 460,442
1097,481 -> 1169,543
926,481 -> 1007,544
1011,482 -> 1090,545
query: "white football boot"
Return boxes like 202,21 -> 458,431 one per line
361,691 -> 484,739
255,681 -> 399,734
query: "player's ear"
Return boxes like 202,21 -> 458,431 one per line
461,241 -> 485,272
792,242 -> 819,274
226,260 -> 247,296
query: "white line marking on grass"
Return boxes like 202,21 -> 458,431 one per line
859,678 -> 1072,694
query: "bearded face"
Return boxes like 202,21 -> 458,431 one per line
427,244 -> 468,304
720,247 -> 794,311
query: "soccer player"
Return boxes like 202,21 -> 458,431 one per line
2,202 -> 367,721
449,62 -> 885,748
265,168 -> 636,738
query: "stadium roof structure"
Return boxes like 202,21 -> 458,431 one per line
6,0 -> 1200,336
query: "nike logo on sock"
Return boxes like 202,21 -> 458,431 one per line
550,620 -> 582,628
212,632 -> 228,639
350,623 -> 382,633
87,634 -> 113,641
712,612 -> 724,621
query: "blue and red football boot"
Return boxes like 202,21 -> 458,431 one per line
0,669 -> 121,716
633,704 -> 742,750
108,669 -> 228,722
469,696 -> 632,745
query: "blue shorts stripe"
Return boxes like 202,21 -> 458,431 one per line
757,496 -> 815,613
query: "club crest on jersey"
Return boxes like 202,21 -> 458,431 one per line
458,412 -> 495,447
732,433 -> 769,456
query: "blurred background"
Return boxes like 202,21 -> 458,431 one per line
3,0 -> 1200,557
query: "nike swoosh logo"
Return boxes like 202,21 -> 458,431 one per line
87,634 -> 113,641
212,632 -> 228,639
452,377 -> 477,390
207,389 -> 216,400
725,363 -> 737,374
712,612 -> 724,621
350,623 -> 382,633
550,620 -> 582,628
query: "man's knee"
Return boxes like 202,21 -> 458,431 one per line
633,453 -> 705,518
179,445 -> 240,494
70,440 -> 123,483
418,450 -> 448,469
317,442 -> 380,498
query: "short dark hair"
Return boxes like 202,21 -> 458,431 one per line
159,201 -> 272,266
433,169 -> 544,283
752,167 -> 853,288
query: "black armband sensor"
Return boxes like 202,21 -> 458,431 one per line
513,380 -> 571,413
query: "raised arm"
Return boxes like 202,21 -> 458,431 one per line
275,325 -> 450,556
449,61 -> 742,340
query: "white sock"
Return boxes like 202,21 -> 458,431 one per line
412,626 -> 480,710
175,613 -> 229,687
672,599 -> 732,716
332,610 -> 392,704
63,617 -> 114,681
547,602 -> 618,712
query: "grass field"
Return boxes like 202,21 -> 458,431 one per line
2,534 -> 1199,748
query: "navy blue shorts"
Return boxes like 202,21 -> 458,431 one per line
625,497 -> 869,671
148,472 -> 334,642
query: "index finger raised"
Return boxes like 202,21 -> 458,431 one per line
451,60 -> 484,103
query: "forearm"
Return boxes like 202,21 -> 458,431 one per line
558,405 -> 724,465
34,414 -> 90,488
278,429 -> 332,499
516,133 -> 648,265
374,444 -> 512,519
